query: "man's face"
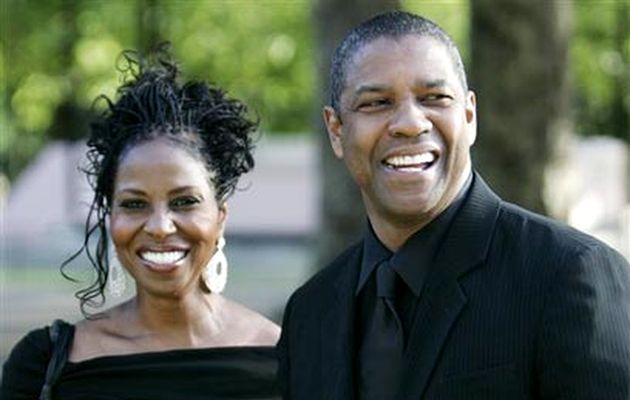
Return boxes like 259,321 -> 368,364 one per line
324,35 -> 476,235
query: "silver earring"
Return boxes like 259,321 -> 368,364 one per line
108,247 -> 126,298
203,237 -> 228,293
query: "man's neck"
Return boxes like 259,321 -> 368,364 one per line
366,171 -> 473,251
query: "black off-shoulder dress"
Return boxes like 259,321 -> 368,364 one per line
1,323 -> 280,400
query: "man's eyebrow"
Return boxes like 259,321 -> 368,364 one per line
352,79 -> 449,95
418,79 -> 448,89
353,83 -> 389,96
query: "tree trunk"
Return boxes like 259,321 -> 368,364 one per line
612,0 -> 629,142
137,0 -> 161,53
470,0 -> 572,215
48,2 -> 91,142
313,0 -> 400,267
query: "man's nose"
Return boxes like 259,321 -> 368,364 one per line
143,207 -> 176,238
388,98 -> 432,137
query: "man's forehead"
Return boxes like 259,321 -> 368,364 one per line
345,36 -> 453,80
352,34 -> 444,61
341,34 -> 463,95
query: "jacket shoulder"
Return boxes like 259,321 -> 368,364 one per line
496,200 -> 622,257
290,241 -> 362,303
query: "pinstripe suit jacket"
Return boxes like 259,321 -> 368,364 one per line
277,173 -> 630,399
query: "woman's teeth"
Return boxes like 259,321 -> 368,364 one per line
140,250 -> 186,264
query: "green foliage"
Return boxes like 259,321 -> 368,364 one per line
2,0 -> 313,182
1,0 -> 627,183
405,0 -> 628,142
572,1 -> 628,140
161,1 -> 314,134
403,0 -> 470,62
2,0 -> 136,180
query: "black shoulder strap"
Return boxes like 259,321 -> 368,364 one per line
39,319 -> 73,400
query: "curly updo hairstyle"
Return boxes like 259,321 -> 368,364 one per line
63,46 -> 258,317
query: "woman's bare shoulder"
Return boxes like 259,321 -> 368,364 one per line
220,297 -> 281,346
70,302 -> 134,361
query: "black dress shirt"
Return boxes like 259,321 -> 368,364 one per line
354,173 -> 472,397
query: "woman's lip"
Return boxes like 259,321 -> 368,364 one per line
142,261 -> 181,273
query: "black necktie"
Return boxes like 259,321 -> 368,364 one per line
357,261 -> 404,400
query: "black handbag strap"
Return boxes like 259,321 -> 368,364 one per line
39,319 -> 73,400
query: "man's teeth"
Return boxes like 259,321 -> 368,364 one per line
386,153 -> 436,168
140,251 -> 186,264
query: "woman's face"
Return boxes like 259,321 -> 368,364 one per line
109,138 -> 226,298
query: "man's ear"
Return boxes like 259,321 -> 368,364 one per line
323,106 -> 344,159
465,90 -> 477,147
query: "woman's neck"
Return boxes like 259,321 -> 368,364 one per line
122,290 -> 225,348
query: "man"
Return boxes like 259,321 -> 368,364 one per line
277,10 -> 630,400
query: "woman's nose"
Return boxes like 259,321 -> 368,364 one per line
143,208 -> 176,238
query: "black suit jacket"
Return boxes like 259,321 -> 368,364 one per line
277,173 -> 630,399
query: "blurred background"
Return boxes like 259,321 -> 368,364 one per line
1,0 -> 628,372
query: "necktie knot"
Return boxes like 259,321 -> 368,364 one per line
376,261 -> 397,299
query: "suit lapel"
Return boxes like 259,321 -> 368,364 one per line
321,244 -> 363,400
400,173 -> 502,398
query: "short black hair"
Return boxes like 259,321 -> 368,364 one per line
329,10 -> 468,111
64,45 -> 258,317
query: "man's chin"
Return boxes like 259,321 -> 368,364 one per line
380,196 -> 442,224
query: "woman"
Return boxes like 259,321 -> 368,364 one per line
1,49 -> 280,399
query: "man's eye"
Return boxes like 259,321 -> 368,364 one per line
422,94 -> 453,104
170,196 -> 201,209
357,98 -> 391,110
118,199 -> 147,210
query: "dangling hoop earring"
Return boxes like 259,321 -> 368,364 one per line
108,246 -> 126,298
203,237 -> 228,293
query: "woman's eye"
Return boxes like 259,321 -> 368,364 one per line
118,199 -> 147,210
170,196 -> 201,209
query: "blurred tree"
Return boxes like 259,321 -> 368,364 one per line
137,0 -> 161,53
2,0 -> 135,181
470,0 -> 571,214
572,1 -> 628,141
612,1 -> 629,142
47,1 -> 92,142
2,1 -> 314,183
404,0 -> 470,61
313,0 -> 400,267
160,1 -> 314,134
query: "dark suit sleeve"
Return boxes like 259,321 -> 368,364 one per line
537,244 -> 630,399
1,327 -> 51,400
277,294 -> 294,400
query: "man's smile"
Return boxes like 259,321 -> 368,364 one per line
382,151 -> 438,172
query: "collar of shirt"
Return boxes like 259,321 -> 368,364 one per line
356,172 -> 474,297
